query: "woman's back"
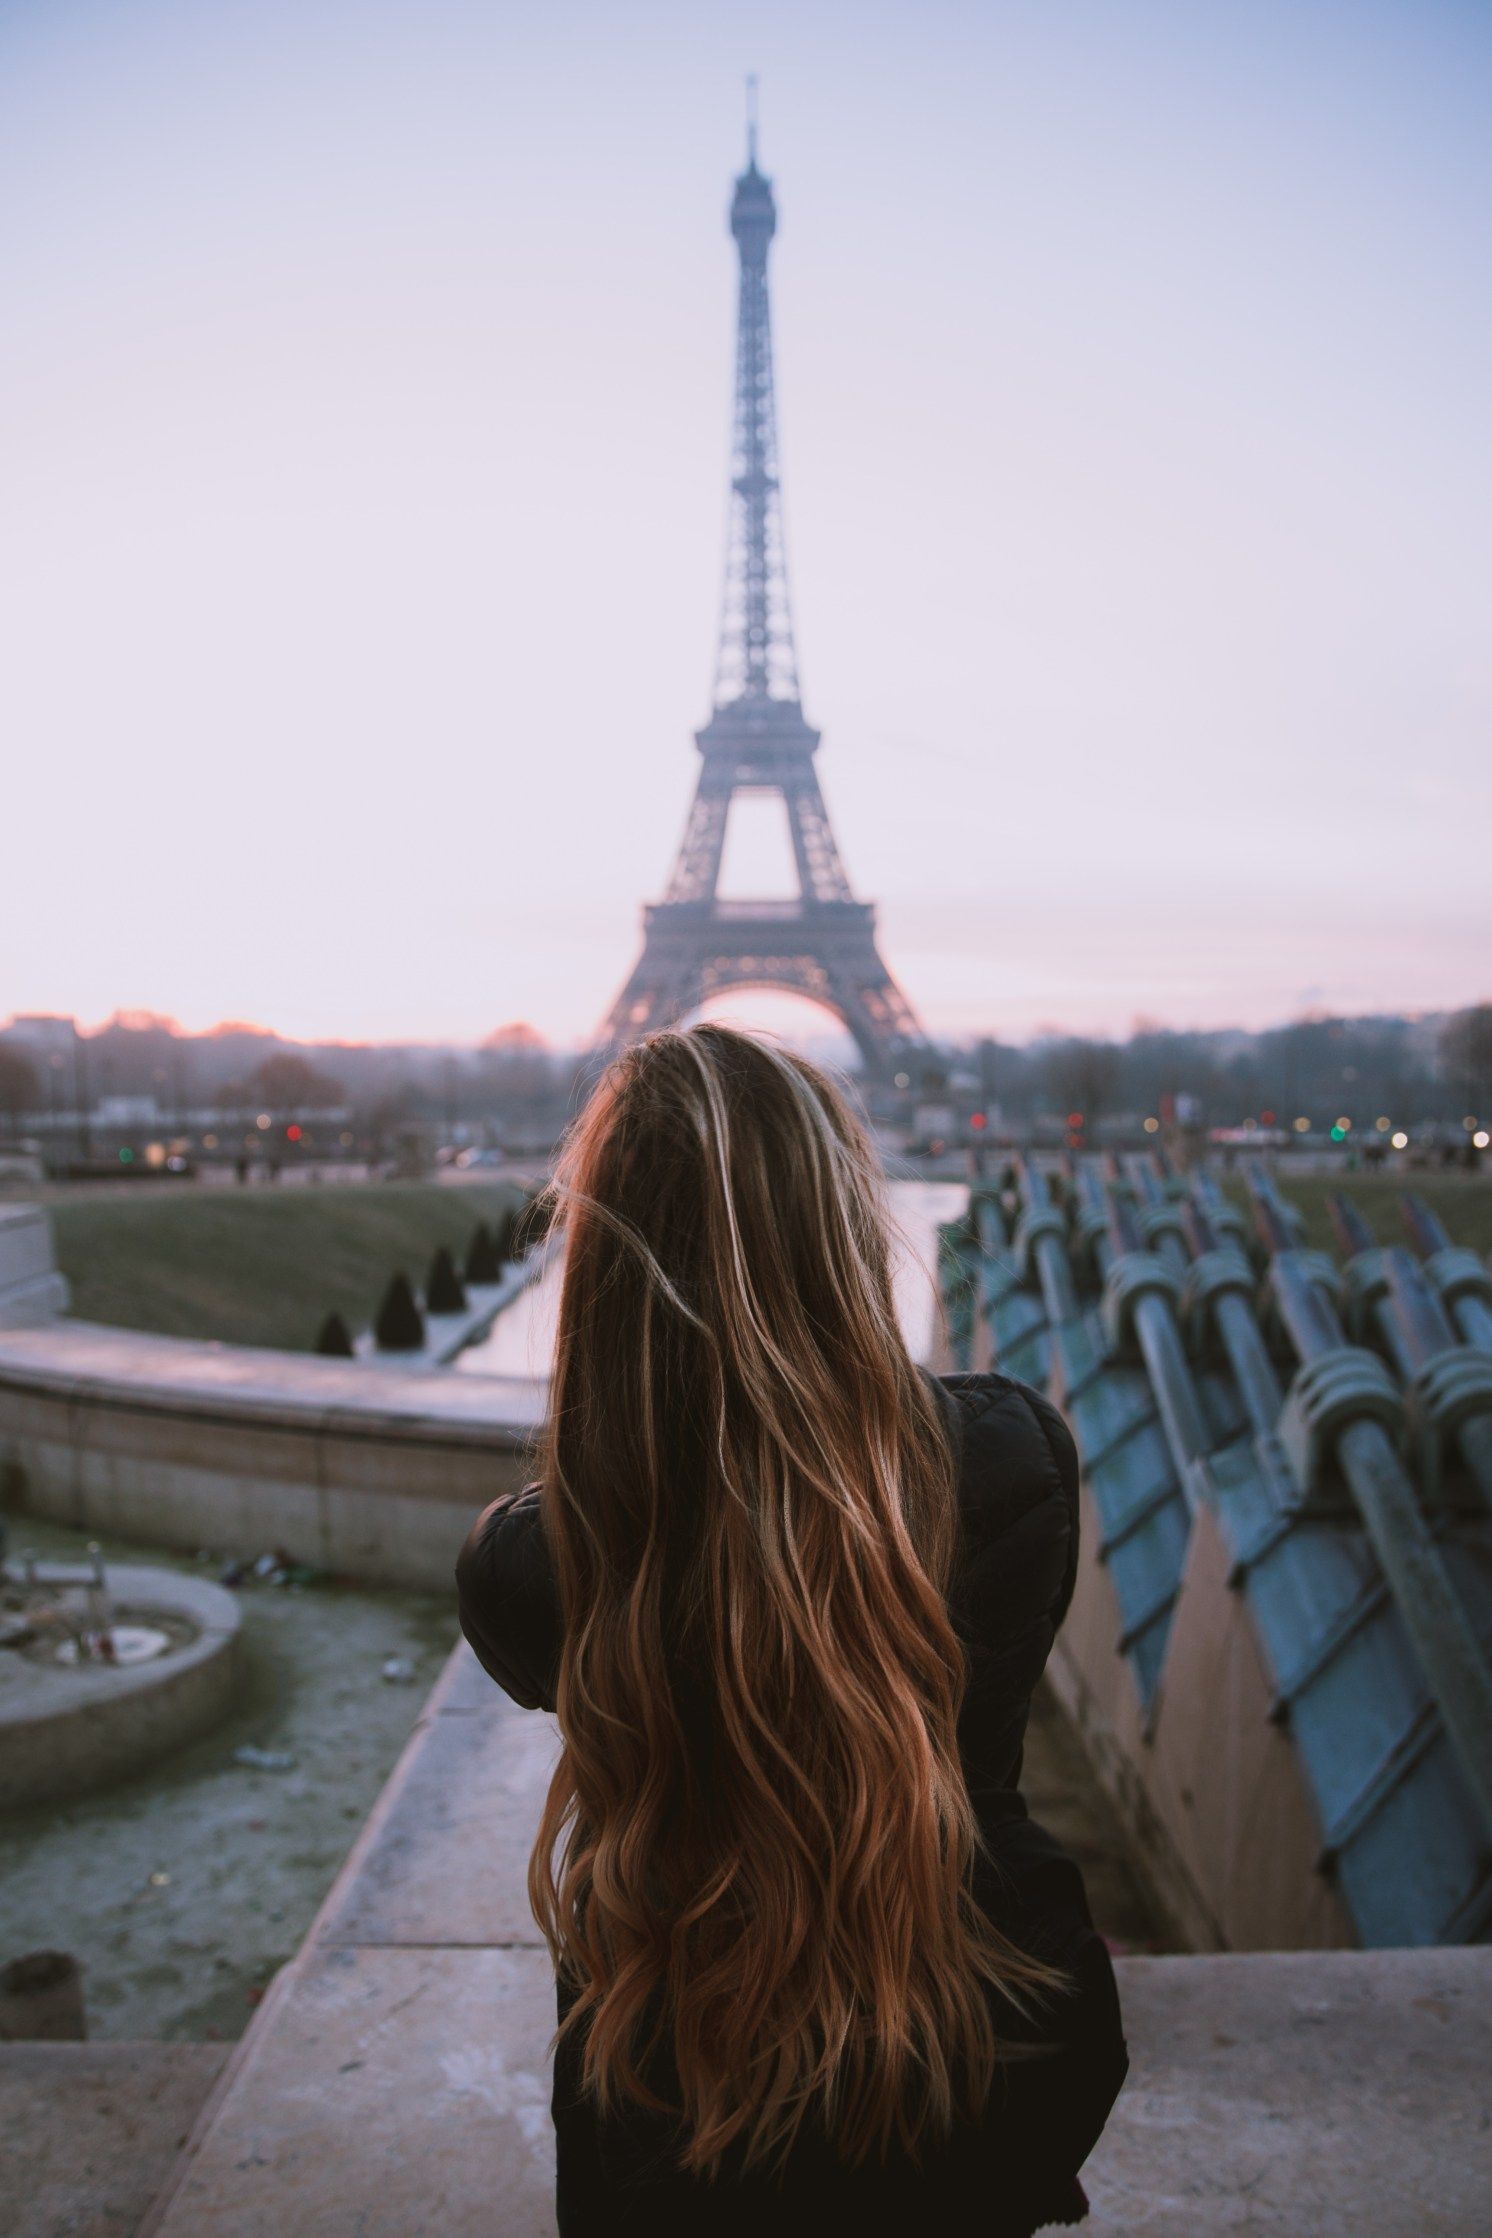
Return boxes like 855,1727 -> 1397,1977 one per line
459,1367 -> 1126,2234
462,1369 -> 1079,1814
455,1028 -> 1127,2232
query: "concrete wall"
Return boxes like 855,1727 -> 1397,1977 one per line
951,1248 -> 1344,1951
1049,1484 -> 1354,1952
0,1322 -> 542,1591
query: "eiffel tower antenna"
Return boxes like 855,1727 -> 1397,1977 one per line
598,127 -> 932,1079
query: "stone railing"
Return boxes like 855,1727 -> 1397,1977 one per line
0,1320 -> 541,1591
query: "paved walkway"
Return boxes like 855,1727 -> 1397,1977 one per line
139,1644 -> 1492,2236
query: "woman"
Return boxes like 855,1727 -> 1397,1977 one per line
457,1026 -> 1127,2234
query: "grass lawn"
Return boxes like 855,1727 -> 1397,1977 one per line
1221,1168 -> 1492,1262
47,1180 -> 523,1352
33,1168 -> 1489,1355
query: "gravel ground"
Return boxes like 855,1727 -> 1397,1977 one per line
0,1512 -> 1169,2050
0,1514 -> 460,2042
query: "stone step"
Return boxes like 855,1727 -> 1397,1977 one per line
1087,1944 -> 1491,2235
137,1645 -> 1492,2236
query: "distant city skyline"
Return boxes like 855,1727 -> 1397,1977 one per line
3,0 -> 1489,1047
0,992 -> 1465,1062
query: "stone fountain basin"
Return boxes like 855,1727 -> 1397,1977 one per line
0,1567 -> 243,1813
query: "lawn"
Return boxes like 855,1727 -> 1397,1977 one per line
1220,1168 -> 1492,1262
37,1168 -> 1489,1354
48,1179 -> 523,1352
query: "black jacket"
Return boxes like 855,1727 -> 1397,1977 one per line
456,1371 -> 1128,2236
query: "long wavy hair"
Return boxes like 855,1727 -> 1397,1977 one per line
529,1025 -> 1059,2176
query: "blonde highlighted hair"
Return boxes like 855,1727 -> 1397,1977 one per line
530,1025 -> 1058,2175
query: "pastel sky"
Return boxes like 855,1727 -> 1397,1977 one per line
3,0 -> 1489,1047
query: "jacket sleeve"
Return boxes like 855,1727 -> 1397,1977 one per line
970,1807 -> 1129,2225
944,1374 -> 1081,1810
1022,1383 -> 1082,1630
454,1485 -> 562,1713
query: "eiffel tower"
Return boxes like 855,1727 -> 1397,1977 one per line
599,113 -> 931,1080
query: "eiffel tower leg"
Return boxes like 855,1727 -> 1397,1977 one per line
600,949 -> 707,1051
815,970 -> 903,1077
814,938 -> 930,1080
783,773 -> 853,904
663,775 -> 732,906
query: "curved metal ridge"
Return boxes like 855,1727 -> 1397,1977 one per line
947,1151 -> 1492,1947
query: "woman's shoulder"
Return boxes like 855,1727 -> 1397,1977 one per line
934,1371 -> 1079,1536
454,1484 -> 560,1712
931,1371 -> 1081,1647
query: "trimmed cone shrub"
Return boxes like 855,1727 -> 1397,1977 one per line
464,1221 -> 500,1284
495,1208 -> 517,1264
314,1310 -> 355,1358
426,1244 -> 467,1314
373,1270 -> 425,1352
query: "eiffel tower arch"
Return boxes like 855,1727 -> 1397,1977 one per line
599,114 -> 932,1082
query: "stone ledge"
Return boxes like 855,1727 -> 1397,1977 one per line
147,1944 -> 557,2238
145,1940 -> 1492,2238
0,1336 -> 537,1591
0,1320 -> 545,1443
313,1699 -> 558,1952
138,1644 -> 1492,2237
1085,1945 -> 1492,2235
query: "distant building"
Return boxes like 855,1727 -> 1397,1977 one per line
4,1013 -> 80,1058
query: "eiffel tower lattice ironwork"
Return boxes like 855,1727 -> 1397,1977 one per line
599,117 -> 931,1079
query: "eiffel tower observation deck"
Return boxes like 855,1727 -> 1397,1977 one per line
600,111 -> 933,1080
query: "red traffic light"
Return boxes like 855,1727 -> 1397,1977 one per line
286,1124 -> 302,1142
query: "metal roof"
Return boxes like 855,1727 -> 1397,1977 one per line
942,1154 -> 1492,1948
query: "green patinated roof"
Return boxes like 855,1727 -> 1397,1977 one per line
942,1155 -> 1492,1948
